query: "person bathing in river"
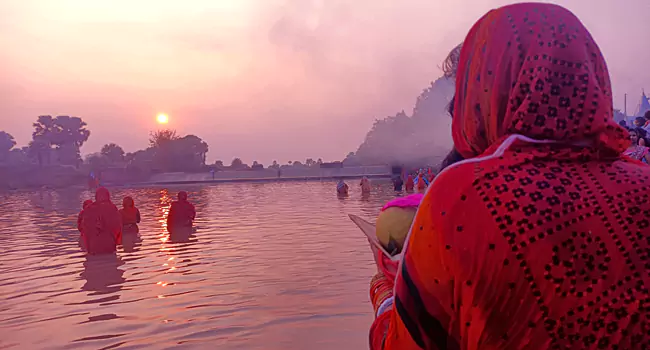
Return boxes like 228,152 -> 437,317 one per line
77,199 -> 94,240
167,191 -> 196,234
336,179 -> 349,196
81,187 -> 122,255
404,174 -> 415,192
119,196 -> 141,234
360,176 -> 371,194
392,175 -> 404,192
366,3 -> 650,349
414,171 -> 428,192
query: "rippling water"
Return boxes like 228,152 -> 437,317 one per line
0,180 -> 402,349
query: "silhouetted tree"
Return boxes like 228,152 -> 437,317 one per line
305,158 -> 315,167
215,160 -> 224,168
231,158 -> 243,168
101,143 -> 125,164
149,129 -> 179,148
0,131 -> 16,162
32,115 -> 90,166
269,160 -> 279,169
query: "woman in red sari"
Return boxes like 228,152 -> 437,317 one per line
368,3 -> 650,349
119,196 -> 141,234
81,187 -> 122,255
167,191 -> 196,234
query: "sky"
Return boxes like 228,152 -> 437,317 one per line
1,0 -> 648,165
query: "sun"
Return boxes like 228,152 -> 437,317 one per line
157,113 -> 169,124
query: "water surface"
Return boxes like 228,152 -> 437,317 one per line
0,181 -> 402,349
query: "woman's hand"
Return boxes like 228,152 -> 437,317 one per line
368,238 -> 399,279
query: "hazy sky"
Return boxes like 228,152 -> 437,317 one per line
1,0 -> 648,164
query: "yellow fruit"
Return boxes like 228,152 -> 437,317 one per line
375,207 -> 417,253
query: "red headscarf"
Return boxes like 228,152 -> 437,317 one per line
372,4 -> 646,350
452,3 -> 629,159
167,191 -> 196,232
82,187 -> 122,254
119,196 -> 140,225
77,200 -> 94,233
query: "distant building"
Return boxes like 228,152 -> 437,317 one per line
635,90 -> 650,117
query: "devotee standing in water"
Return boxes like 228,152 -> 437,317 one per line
336,179 -> 349,196
77,199 -> 94,236
119,196 -> 141,234
366,3 -> 650,349
404,174 -> 415,192
167,191 -> 196,233
360,176 -> 372,194
392,175 -> 404,192
81,187 -> 122,255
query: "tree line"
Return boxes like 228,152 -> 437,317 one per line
0,116 -> 330,176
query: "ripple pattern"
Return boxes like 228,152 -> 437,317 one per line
0,180 -> 403,349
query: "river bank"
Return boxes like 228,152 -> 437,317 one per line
138,165 -> 392,186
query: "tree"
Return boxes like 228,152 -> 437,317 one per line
292,160 -> 303,167
269,160 -> 279,169
0,131 -> 16,153
27,139 -> 52,167
101,143 -> 125,163
32,115 -> 90,166
252,160 -> 259,166
215,160 -> 224,168
305,158 -> 315,167
231,158 -> 243,168
149,129 -> 179,148
166,135 -> 209,171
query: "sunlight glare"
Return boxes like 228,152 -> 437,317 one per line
157,113 -> 169,124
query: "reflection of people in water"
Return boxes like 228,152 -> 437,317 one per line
167,191 -> 196,234
119,196 -> 141,234
80,254 -> 125,294
81,187 -> 122,255
360,176 -> 371,194
336,179 -> 349,196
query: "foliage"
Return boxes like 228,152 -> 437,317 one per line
230,158 -> 244,169
352,76 -> 454,167
101,143 -> 125,163
214,160 -> 224,168
149,129 -> 179,148
0,131 -> 16,154
31,115 -> 90,166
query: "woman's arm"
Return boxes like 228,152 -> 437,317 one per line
136,209 -> 141,223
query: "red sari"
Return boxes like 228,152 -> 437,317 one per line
167,191 -> 196,233
82,187 -> 122,255
369,3 -> 648,349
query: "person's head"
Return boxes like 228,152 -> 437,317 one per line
634,117 -> 646,128
645,110 -> 650,122
450,3 -> 628,160
95,187 -> 111,203
629,127 -> 648,146
178,191 -> 188,201
619,120 -> 627,127
82,200 -> 93,210
123,196 -> 135,208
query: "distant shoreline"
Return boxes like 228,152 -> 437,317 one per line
132,173 -> 392,186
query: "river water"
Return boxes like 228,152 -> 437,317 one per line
0,180 -> 401,350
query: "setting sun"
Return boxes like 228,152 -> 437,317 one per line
157,113 -> 169,124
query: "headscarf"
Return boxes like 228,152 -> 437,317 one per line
381,4 -> 642,350
167,191 -> 196,231
337,180 -> 347,191
452,3 -> 629,159
119,196 -> 139,226
82,187 -> 122,254
78,200 -> 94,233
95,187 -> 111,202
